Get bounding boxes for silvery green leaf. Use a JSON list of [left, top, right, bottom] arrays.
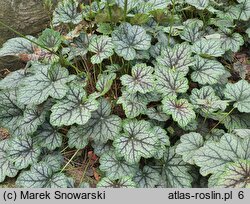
[[135, 0, 171, 13], [97, 176, 137, 188], [232, 129, 250, 139], [146, 106, 170, 122], [62, 32, 90, 60], [18, 106, 47, 135], [190, 56, 226, 85], [89, 36, 114, 64], [99, 151, 139, 180], [105, 64, 121, 73], [224, 80, 250, 113], [16, 162, 68, 187], [67, 98, 122, 148], [116, 0, 139, 12], [176, 132, 204, 165], [156, 43, 194, 75], [0, 70, 26, 89], [96, 72, 116, 95], [38, 29, 61, 52], [194, 133, 250, 176], [152, 126, 170, 159], [113, 119, 158, 164], [0, 89, 24, 135], [91, 142, 113, 157], [162, 97, 196, 128], [227, 1, 250, 21], [222, 113, 250, 131], [220, 32, 244, 52], [18, 63, 72, 105], [0, 140, 18, 182], [205, 129, 225, 142], [192, 38, 225, 57], [0, 36, 36, 57], [96, 23, 113, 35], [190, 86, 228, 114], [185, 0, 209, 10], [246, 28, 250, 38], [67, 125, 89, 149], [155, 67, 189, 97], [117, 91, 147, 118], [42, 153, 64, 172], [180, 21, 202, 43], [52, 0, 82, 26], [133, 166, 160, 188], [50, 84, 99, 126], [8, 135, 41, 170], [35, 122, 63, 151], [160, 146, 193, 187], [120, 63, 154, 94], [112, 23, 151, 60], [215, 160, 250, 188]]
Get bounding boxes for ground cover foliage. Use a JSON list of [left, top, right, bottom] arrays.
[[0, 0, 250, 188]]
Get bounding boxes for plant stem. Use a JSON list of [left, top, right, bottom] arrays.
[[168, 0, 176, 46], [210, 107, 235, 133], [124, 0, 128, 21], [60, 149, 80, 173]]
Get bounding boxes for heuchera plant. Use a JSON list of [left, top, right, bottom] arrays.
[[0, 0, 250, 188]]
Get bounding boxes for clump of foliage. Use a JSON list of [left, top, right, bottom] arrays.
[[0, 0, 250, 188]]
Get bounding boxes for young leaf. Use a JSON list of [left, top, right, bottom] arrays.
[[190, 56, 226, 85], [112, 23, 151, 60], [192, 38, 225, 57], [133, 166, 160, 188], [185, 0, 209, 10], [8, 135, 41, 170], [16, 162, 68, 187], [155, 67, 189, 97], [50, 84, 99, 126], [120, 63, 155, 94], [96, 72, 116, 95], [0, 140, 18, 182], [162, 97, 196, 128], [176, 132, 204, 165], [99, 151, 139, 180], [52, 0, 82, 26], [190, 86, 228, 114], [35, 122, 63, 151], [89, 36, 114, 64], [97, 176, 137, 188], [38, 29, 62, 52], [113, 119, 158, 164], [156, 43, 194, 75], [18, 63, 73, 105], [224, 80, 250, 113]]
